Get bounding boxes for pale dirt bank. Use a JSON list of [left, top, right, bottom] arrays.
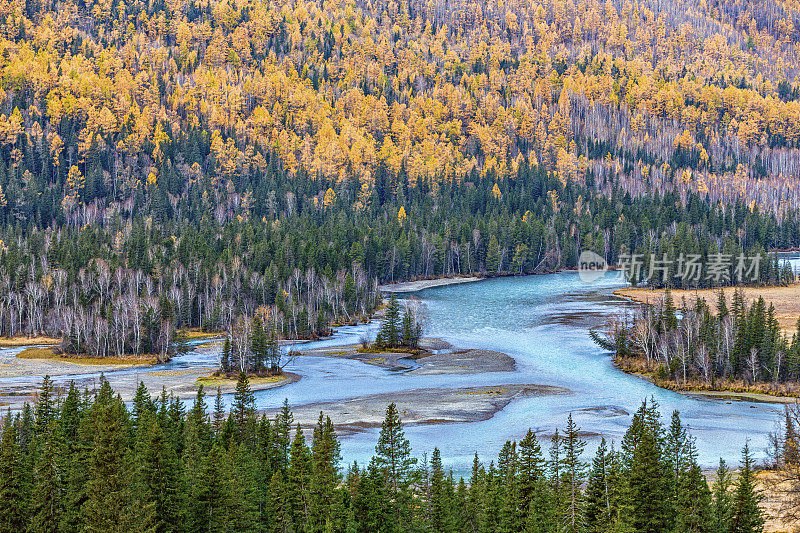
[[682, 389, 800, 405], [0, 347, 152, 378], [378, 276, 483, 293], [0, 342, 297, 409], [263, 383, 569, 434], [297, 340, 515, 374]]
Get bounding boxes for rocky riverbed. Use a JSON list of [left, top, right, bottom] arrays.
[[263, 383, 569, 435]]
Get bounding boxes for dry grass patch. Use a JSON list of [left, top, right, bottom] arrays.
[[616, 285, 800, 331], [0, 336, 61, 347], [196, 373, 286, 387], [179, 329, 220, 340], [16, 347, 157, 365]]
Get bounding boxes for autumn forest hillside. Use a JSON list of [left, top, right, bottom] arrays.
[[0, 0, 799, 354], [9, 0, 800, 214]]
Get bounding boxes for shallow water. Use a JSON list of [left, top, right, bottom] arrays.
[[1, 271, 784, 474], [260, 271, 782, 472]]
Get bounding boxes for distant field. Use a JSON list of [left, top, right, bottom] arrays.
[[616, 285, 800, 330], [0, 336, 61, 347]]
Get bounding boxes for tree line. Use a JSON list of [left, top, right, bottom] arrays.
[[0, 375, 766, 533], [0, 160, 796, 357], [592, 288, 800, 388]]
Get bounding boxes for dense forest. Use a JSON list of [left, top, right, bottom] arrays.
[[0, 375, 768, 532], [591, 288, 800, 389], [0, 0, 797, 354]]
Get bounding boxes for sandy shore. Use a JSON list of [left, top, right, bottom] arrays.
[[298, 339, 515, 374], [0, 347, 153, 378], [615, 285, 800, 330], [681, 389, 800, 405], [0, 342, 297, 409], [263, 383, 569, 433], [378, 276, 483, 293]]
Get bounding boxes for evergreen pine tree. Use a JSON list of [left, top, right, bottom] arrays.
[[193, 444, 232, 532], [29, 420, 64, 533], [82, 395, 152, 532], [212, 387, 225, 434], [585, 438, 611, 533], [221, 336, 231, 373], [428, 447, 454, 532], [265, 471, 293, 533], [287, 424, 312, 530], [623, 400, 673, 532], [267, 326, 281, 372], [377, 294, 401, 348], [274, 399, 294, 472], [232, 372, 256, 442], [34, 375, 56, 435], [374, 402, 416, 527], [561, 413, 587, 532], [401, 307, 420, 348], [250, 315, 267, 372], [730, 442, 764, 533], [310, 413, 343, 532], [711, 459, 733, 533], [0, 413, 28, 531], [134, 411, 184, 533], [675, 456, 713, 533]]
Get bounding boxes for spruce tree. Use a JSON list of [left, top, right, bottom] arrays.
[[131, 381, 153, 434], [675, 458, 713, 533], [730, 442, 764, 533], [267, 326, 281, 371], [377, 294, 401, 348], [401, 308, 420, 348], [29, 420, 64, 533], [349, 461, 393, 533], [250, 315, 267, 372], [717, 288, 729, 320], [287, 424, 312, 530], [221, 336, 231, 373], [561, 413, 587, 532], [585, 438, 611, 533], [232, 372, 256, 442], [428, 447, 454, 532], [374, 402, 416, 526], [193, 444, 232, 532], [226, 443, 260, 532], [310, 413, 343, 532], [34, 375, 56, 435], [265, 471, 292, 533], [274, 399, 294, 472], [134, 411, 184, 533], [467, 454, 487, 533], [518, 429, 547, 511], [0, 413, 28, 531], [212, 387, 225, 434], [623, 400, 673, 532], [82, 396, 151, 532], [711, 459, 733, 533]]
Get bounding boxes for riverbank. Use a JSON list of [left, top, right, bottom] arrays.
[[378, 276, 483, 292], [614, 356, 800, 405], [262, 383, 569, 434], [193, 371, 301, 394], [17, 347, 160, 365], [0, 347, 156, 379]]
